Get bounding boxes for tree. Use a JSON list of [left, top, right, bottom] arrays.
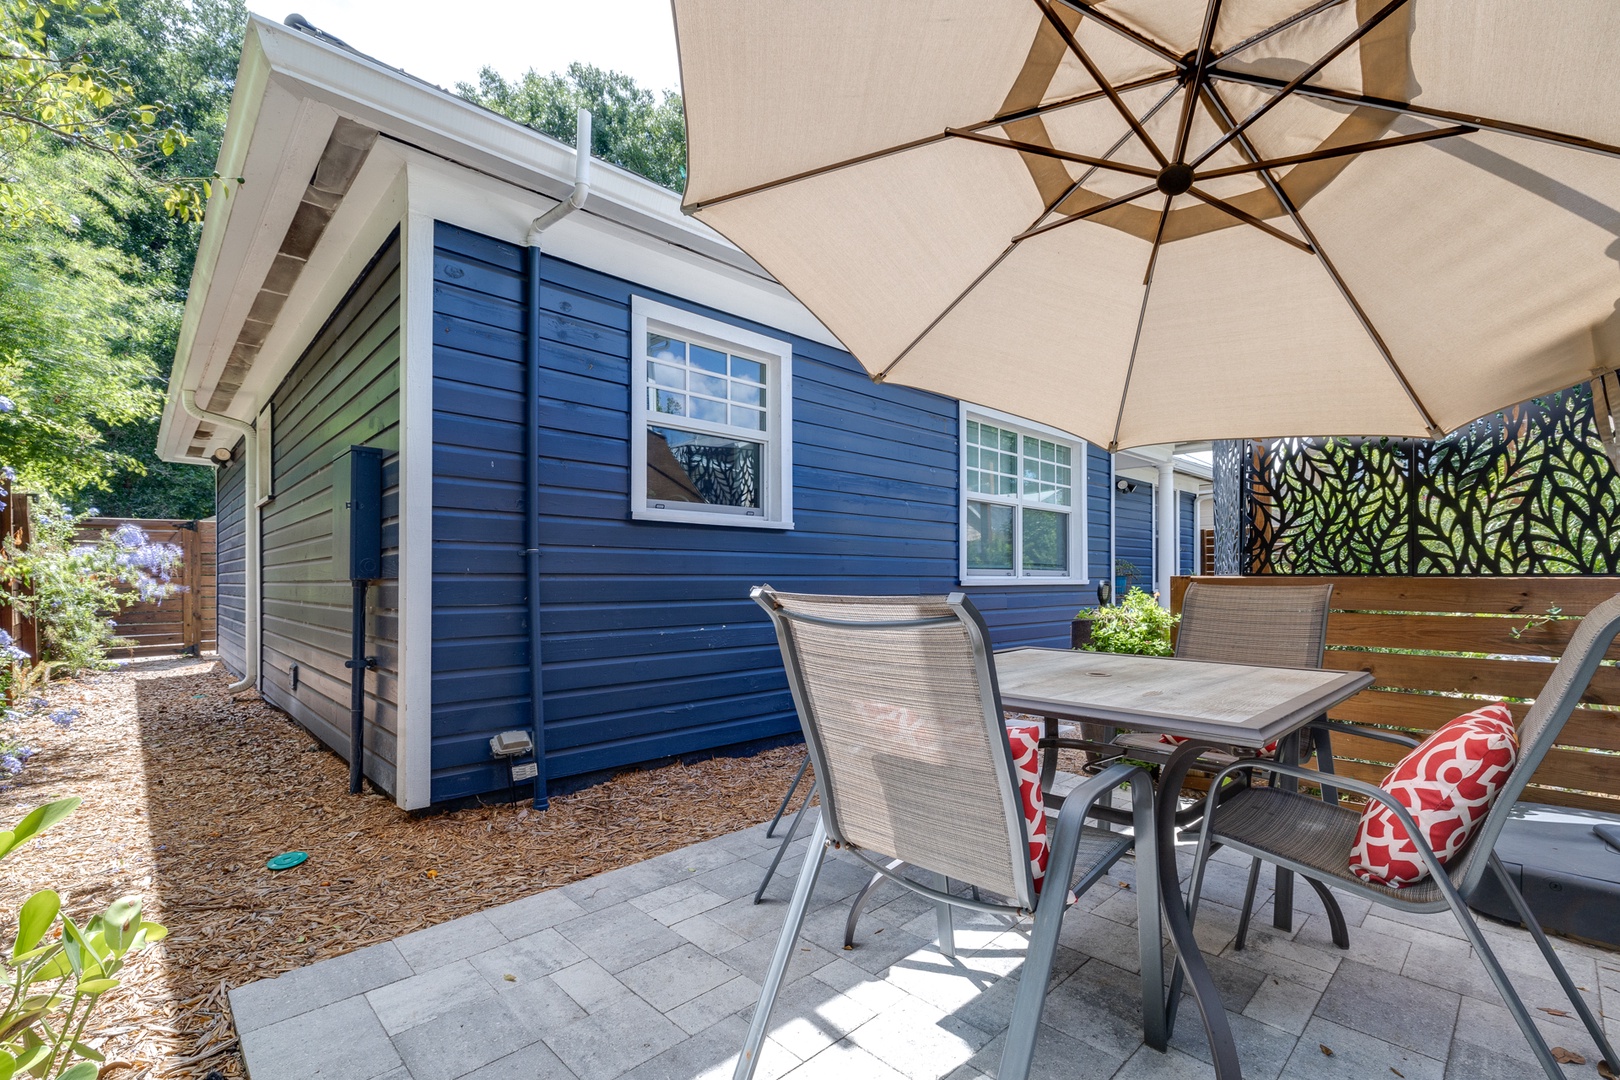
[[457, 62, 686, 191]]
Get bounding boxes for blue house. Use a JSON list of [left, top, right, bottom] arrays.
[[158, 16, 1210, 811]]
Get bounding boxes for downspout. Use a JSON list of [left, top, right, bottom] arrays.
[[180, 390, 258, 693], [521, 108, 591, 809]]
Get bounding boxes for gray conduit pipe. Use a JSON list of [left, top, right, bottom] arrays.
[[180, 390, 259, 694]]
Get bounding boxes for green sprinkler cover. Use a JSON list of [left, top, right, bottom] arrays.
[[266, 851, 309, 871]]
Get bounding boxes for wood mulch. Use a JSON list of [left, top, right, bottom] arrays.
[[0, 658, 810, 1079]]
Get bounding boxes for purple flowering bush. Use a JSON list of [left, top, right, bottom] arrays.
[[0, 496, 185, 673]]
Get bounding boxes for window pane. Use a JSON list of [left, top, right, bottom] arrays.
[[647, 334, 684, 364], [1022, 509, 1068, 572], [691, 372, 727, 398], [652, 390, 686, 416], [729, 382, 764, 406], [649, 361, 685, 389], [730, 355, 766, 383], [690, 344, 727, 375], [730, 406, 765, 430], [966, 501, 1014, 571], [689, 396, 728, 423], [646, 427, 762, 509]]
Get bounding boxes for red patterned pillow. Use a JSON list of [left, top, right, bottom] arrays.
[[1005, 722, 1052, 892], [1349, 703, 1518, 888]]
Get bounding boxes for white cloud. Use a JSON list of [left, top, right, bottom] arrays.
[[269, 0, 681, 93]]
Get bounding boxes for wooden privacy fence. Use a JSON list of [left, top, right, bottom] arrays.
[[71, 518, 217, 658], [0, 495, 35, 660], [1171, 575, 1620, 813]]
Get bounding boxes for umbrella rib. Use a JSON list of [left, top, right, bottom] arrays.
[[875, 84, 1187, 385], [1051, 0, 1187, 70], [1033, 0, 1170, 167], [682, 70, 1180, 213], [1014, 184, 1160, 242], [1208, 68, 1620, 161], [1171, 0, 1225, 164], [1109, 195, 1173, 451], [945, 128, 1160, 179], [1203, 82, 1443, 436], [1198, 125, 1478, 179], [1191, 0, 1412, 170], [1186, 186, 1314, 254], [1214, 0, 1349, 63]]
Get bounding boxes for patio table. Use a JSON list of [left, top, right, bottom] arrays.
[[993, 647, 1373, 1080]]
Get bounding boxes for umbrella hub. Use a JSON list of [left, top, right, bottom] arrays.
[[1155, 162, 1194, 197]]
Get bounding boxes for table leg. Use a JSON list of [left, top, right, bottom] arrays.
[[1271, 731, 1301, 933], [1158, 740, 1242, 1078]]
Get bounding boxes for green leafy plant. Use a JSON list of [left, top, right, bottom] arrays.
[[0, 496, 182, 674], [0, 796, 165, 1079], [1078, 587, 1179, 657]]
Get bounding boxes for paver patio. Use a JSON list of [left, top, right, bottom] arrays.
[[231, 806, 1620, 1080]]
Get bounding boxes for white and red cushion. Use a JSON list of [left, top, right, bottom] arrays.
[[1348, 703, 1518, 888], [1005, 721, 1052, 893]]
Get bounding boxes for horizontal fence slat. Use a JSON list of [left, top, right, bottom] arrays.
[[1177, 575, 1620, 617], [1322, 649, 1620, 706]]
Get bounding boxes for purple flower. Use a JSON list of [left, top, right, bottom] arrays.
[[112, 523, 147, 548], [0, 397, 14, 413], [1, 466, 13, 482], [1, 755, 23, 775], [48, 708, 78, 728]]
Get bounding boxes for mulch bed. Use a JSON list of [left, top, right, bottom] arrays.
[[0, 659, 809, 1079]]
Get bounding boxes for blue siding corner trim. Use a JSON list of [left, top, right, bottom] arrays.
[[429, 221, 1108, 805], [1178, 491, 1196, 576], [1114, 480, 1154, 595], [215, 439, 247, 679]]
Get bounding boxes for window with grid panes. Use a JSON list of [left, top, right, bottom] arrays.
[[630, 297, 794, 528], [961, 409, 1085, 581]]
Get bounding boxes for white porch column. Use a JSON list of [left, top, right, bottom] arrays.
[[1156, 458, 1177, 607]]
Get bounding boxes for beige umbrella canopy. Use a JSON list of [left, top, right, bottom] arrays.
[[673, 0, 1620, 450]]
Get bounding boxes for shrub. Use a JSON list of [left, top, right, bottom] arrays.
[[0, 497, 183, 675], [1079, 587, 1179, 657], [0, 797, 166, 1080]]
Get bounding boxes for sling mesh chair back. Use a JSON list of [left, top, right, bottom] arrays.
[[1182, 593, 1620, 1079], [736, 587, 1163, 1080]]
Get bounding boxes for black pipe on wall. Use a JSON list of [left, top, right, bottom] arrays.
[[524, 243, 549, 809], [346, 580, 368, 794]]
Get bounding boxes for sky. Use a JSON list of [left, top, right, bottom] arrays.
[[276, 0, 682, 93]]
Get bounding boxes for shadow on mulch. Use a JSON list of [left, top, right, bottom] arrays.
[[0, 659, 808, 1079]]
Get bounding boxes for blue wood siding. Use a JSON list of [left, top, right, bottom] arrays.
[[1115, 480, 1154, 593], [1179, 491, 1196, 576], [429, 222, 1110, 804], [215, 437, 247, 678], [261, 235, 401, 797]]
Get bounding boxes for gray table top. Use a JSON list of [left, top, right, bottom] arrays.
[[993, 648, 1374, 748]]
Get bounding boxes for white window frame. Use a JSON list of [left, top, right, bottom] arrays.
[[630, 296, 794, 529], [958, 402, 1089, 586]]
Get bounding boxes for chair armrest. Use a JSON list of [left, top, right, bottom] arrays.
[[1199, 759, 1457, 888], [1313, 720, 1420, 750]]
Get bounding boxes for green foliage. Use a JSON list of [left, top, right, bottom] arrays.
[[457, 62, 686, 190], [1079, 588, 1179, 657], [0, 496, 182, 673], [0, 797, 166, 1080]]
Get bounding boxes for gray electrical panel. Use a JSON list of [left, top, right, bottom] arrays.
[[332, 445, 385, 581]]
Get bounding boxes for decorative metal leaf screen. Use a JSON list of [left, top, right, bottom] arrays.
[[1242, 387, 1620, 575]]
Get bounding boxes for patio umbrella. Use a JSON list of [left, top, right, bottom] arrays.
[[672, 0, 1620, 449]]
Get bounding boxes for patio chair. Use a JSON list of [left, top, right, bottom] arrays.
[[1067, 582, 1345, 947], [1179, 593, 1620, 1080], [738, 587, 1164, 1080]]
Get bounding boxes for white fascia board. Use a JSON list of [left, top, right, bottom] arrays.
[[404, 152, 842, 350], [246, 16, 798, 292]]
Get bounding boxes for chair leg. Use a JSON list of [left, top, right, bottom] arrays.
[[934, 872, 956, 959], [1432, 867, 1568, 1080], [1302, 875, 1351, 949], [765, 754, 811, 839], [1488, 856, 1620, 1071], [734, 816, 829, 1080], [1130, 777, 1167, 1051], [1233, 856, 1263, 952], [754, 781, 816, 904], [844, 860, 902, 949]]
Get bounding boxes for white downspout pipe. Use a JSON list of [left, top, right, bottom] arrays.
[[527, 109, 591, 245], [1156, 456, 1177, 608], [180, 390, 258, 693]]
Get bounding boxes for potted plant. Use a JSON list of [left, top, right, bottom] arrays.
[[1075, 587, 1179, 656], [1114, 558, 1142, 602]]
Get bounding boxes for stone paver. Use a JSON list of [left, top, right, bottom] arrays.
[[231, 812, 1620, 1080]]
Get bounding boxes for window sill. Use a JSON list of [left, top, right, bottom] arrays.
[[959, 577, 1091, 588], [632, 507, 795, 530]]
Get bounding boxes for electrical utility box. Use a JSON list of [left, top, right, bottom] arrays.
[[332, 445, 385, 581]]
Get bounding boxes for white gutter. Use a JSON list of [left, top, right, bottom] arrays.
[[179, 390, 260, 693], [527, 109, 591, 245]]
